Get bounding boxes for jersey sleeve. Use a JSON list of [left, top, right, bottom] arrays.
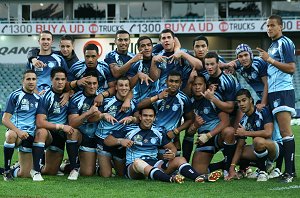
[[127, 62, 139, 77], [281, 40, 296, 63], [152, 44, 164, 54], [261, 107, 273, 125], [104, 53, 116, 65], [102, 62, 115, 83], [257, 58, 268, 77], [4, 93, 17, 114], [68, 98, 79, 115], [36, 96, 49, 116]]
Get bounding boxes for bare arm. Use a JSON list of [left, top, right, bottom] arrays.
[[235, 123, 273, 139], [149, 56, 163, 81], [209, 112, 230, 137]]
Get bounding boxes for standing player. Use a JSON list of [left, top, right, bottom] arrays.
[[104, 106, 222, 183], [225, 89, 283, 182], [2, 70, 40, 181], [257, 15, 296, 182], [26, 30, 68, 94], [30, 67, 78, 181]]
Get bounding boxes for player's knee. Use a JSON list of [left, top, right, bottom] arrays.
[[133, 159, 148, 174], [35, 128, 48, 141], [221, 127, 235, 142], [173, 156, 187, 166], [5, 130, 18, 142], [253, 137, 266, 150]]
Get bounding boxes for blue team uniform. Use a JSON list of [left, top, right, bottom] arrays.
[[236, 57, 268, 99], [68, 60, 115, 93], [26, 53, 68, 92], [111, 124, 170, 165], [153, 90, 193, 131], [127, 58, 159, 102], [5, 88, 40, 137], [104, 50, 135, 76]]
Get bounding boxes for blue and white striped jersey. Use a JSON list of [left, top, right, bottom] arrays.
[[104, 50, 135, 76]]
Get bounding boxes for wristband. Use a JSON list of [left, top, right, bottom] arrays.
[[267, 57, 275, 65], [173, 128, 179, 135], [206, 132, 212, 139], [117, 139, 121, 145], [230, 164, 236, 167]]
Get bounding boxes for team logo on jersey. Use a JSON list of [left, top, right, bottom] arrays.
[[53, 102, 61, 114], [255, 120, 261, 128], [35, 102, 38, 108], [108, 106, 118, 117], [251, 71, 258, 79], [172, 104, 179, 111], [203, 107, 210, 114], [273, 99, 280, 108], [48, 61, 56, 68], [82, 103, 90, 112], [21, 99, 29, 111], [245, 123, 253, 131], [133, 134, 143, 144], [150, 137, 158, 144]]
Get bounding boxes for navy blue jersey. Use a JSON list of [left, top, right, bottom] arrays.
[[104, 50, 135, 76], [37, 88, 68, 124], [153, 90, 193, 131], [68, 91, 97, 138], [236, 57, 268, 99], [267, 36, 295, 93], [111, 124, 170, 165], [4, 88, 40, 136], [127, 58, 159, 103], [26, 53, 68, 92], [95, 96, 137, 139], [68, 60, 114, 93], [191, 94, 222, 133], [207, 72, 240, 102]]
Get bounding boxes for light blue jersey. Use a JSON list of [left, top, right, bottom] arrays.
[[68, 60, 115, 93], [37, 88, 68, 124], [128, 58, 159, 103], [111, 124, 170, 165], [95, 96, 137, 139], [153, 90, 193, 131], [267, 36, 295, 93], [104, 50, 135, 76], [26, 53, 68, 92], [68, 91, 97, 138], [4, 88, 40, 136]]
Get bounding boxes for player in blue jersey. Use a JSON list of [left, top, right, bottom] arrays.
[[26, 30, 68, 94], [104, 106, 222, 183], [28, 34, 79, 69], [138, 70, 194, 154], [2, 70, 40, 181], [104, 30, 143, 78], [94, 76, 138, 177], [127, 36, 158, 103], [30, 67, 77, 181], [256, 15, 296, 183], [225, 89, 283, 182], [150, 29, 202, 91], [67, 71, 102, 179]]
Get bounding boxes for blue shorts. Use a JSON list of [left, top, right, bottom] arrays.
[[80, 135, 97, 153], [18, 135, 34, 153], [95, 136, 125, 161], [268, 90, 296, 117], [48, 130, 66, 154], [195, 134, 221, 154]]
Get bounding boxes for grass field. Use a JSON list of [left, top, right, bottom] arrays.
[[0, 125, 299, 198]]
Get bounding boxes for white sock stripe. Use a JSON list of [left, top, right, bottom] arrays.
[[282, 135, 294, 142], [254, 149, 269, 158], [4, 142, 15, 148], [149, 168, 160, 180], [178, 163, 189, 173]]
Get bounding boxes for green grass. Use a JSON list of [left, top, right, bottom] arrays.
[[0, 125, 299, 198]]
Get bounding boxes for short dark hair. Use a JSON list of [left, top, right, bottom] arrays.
[[139, 105, 156, 116], [268, 15, 283, 26], [116, 76, 130, 84], [83, 70, 99, 79], [193, 35, 209, 47], [167, 70, 182, 79], [60, 35, 74, 44], [50, 67, 67, 78], [159, 29, 175, 40], [39, 30, 53, 40], [236, 89, 253, 104], [137, 36, 152, 48], [194, 73, 207, 84], [115, 30, 130, 38], [205, 51, 219, 63], [84, 44, 99, 54], [22, 70, 36, 80]]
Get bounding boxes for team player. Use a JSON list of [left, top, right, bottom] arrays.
[[94, 76, 137, 177], [257, 15, 296, 182], [28, 34, 79, 69], [104, 106, 222, 183], [2, 70, 40, 181], [138, 70, 194, 153], [105, 30, 142, 78], [225, 89, 283, 182], [68, 71, 101, 178], [26, 30, 68, 94], [30, 67, 77, 181], [127, 36, 158, 103]]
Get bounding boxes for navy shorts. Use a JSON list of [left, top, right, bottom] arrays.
[[195, 134, 221, 154], [18, 135, 34, 153], [268, 90, 296, 116], [95, 136, 126, 160], [80, 135, 97, 153], [48, 130, 66, 153]]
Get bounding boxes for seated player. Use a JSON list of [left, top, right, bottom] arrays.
[[104, 106, 222, 183]]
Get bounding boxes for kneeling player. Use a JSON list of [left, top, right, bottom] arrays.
[[104, 106, 222, 183], [225, 89, 283, 182], [2, 70, 40, 180]]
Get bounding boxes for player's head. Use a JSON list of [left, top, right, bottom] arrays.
[[192, 73, 207, 98], [84, 44, 99, 68], [116, 76, 130, 99], [137, 36, 153, 59], [159, 29, 175, 52], [235, 44, 253, 67], [166, 70, 182, 94], [139, 105, 156, 129], [59, 35, 74, 58], [83, 70, 99, 96], [204, 51, 220, 77], [115, 30, 130, 53], [50, 67, 67, 93], [236, 89, 254, 114], [22, 70, 37, 93], [193, 35, 209, 59], [38, 30, 53, 52], [267, 15, 283, 40]]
